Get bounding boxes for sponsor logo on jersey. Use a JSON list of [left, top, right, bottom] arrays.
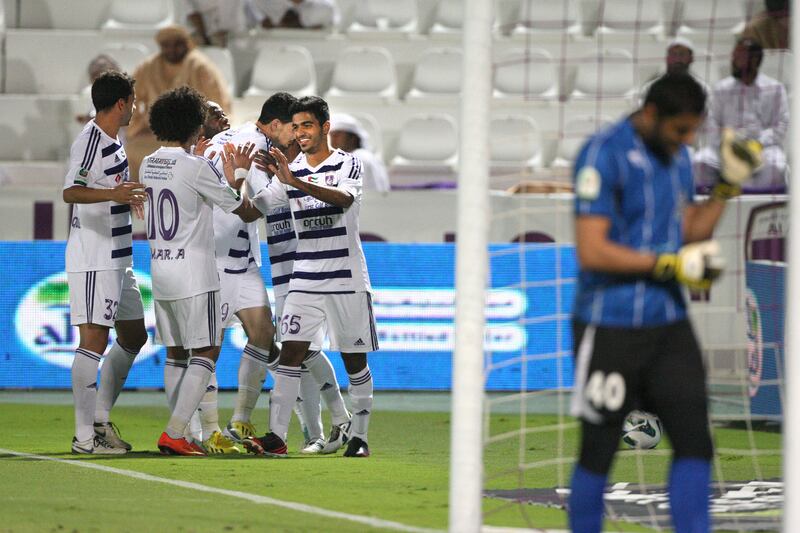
[[14, 270, 161, 369], [303, 216, 334, 228], [79, 168, 89, 177]]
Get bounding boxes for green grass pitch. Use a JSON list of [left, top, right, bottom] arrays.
[[0, 397, 782, 532]]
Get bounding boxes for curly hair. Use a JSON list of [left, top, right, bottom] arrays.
[[149, 86, 207, 143]]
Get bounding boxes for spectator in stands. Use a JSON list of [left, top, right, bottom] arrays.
[[693, 38, 789, 193], [640, 38, 709, 104], [246, 0, 339, 29], [183, 0, 245, 47], [76, 55, 121, 125], [741, 0, 790, 50], [329, 113, 390, 192], [125, 25, 232, 178]]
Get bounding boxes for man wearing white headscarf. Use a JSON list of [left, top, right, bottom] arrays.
[[329, 113, 390, 192]]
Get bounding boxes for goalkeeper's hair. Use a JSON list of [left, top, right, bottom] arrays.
[[290, 96, 330, 127], [149, 86, 207, 143], [643, 72, 707, 118], [91, 71, 135, 113], [258, 92, 298, 124]]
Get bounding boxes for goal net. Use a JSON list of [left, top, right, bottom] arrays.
[[455, 1, 791, 530]]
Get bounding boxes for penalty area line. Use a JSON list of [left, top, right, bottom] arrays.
[[0, 447, 441, 533]]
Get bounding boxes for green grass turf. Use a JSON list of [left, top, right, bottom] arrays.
[[0, 402, 783, 532]]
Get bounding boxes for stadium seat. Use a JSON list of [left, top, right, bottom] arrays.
[[100, 42, 150, 76], [676, 0, 746, 38], [347, 111, 384, 157], [389, 113, 458, 186], [200, 46, 236, 97], [349, 0, 418, 32], [551, 113, 614, 167], [429, 0, 464, 33], [0, 95, 76, 160], [511, 0, 582, 36], [244, 44, 317, 98], [406, 48, 462, 99], [326, 46, 397, 99], [489, 115, 542, 171], [494, 48, 560, 100], [18, 0, 110, 30], [761, 49, 793, 94], [102, 0, 174, 30], [593, 0, 664, 37], [571, 48, 637, 100]]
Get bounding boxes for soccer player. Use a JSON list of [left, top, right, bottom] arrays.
[[63, 71, 148, 455], [139, 86, 262, 456], [568, 73, 761, 533], [245, 96, 377, 458]]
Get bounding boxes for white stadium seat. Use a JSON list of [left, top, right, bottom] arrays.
[[200, 46, 236, 97], [571, 48, 637, 100], [594, 0, 664, 36], [326, 46, 397, 99], [512, 0, 582, 36], [406, 48, 462, 99], [349, 0, 418, 32], [761, 49, 793, 94], [494, 48, 559, 99], [552, 113, 614, 166], [19, 0, 110, 30], [489, 115, 542, 171], [430, 0, 464, 33], [676, 0, 746, 36], [102, 0, 174, 30], [390, 113, 458, 183], [0, 96, 76, 160], [245, 44, 317, 98], [100, 42, 150, 76]]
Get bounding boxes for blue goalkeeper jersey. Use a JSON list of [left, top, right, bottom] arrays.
[[572, 117, 695, 328]]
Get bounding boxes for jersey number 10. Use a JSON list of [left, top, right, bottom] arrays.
[[145, 187, 180, 241]]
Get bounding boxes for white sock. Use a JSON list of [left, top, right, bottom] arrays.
[[166, 356, 214, 439], [348, 366, 373, 443], [305, 351, 350, 426], [95, 341, 138, 424], [232, 344, 269, 423], [164, 358, 187, 412], [187, 411, 202, 442], [269, 365, 302, 441], [299, 368, 324, 441], [72, 348, 102, 442], [198, 371, 220, 440]]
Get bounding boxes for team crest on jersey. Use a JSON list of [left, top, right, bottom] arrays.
[[325, 174, 336, 186], [576, 166, 601, 200]]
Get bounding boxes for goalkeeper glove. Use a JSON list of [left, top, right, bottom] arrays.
[[712, 128, 763, 200], [652, 240, 725, 290]]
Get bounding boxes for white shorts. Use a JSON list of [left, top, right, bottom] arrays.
[[219, 265, 269, 328], [275, 292, 325, 350], [280, 291, 378, 353], [68, 268, 144, 327], [154, 291, 222, 349]]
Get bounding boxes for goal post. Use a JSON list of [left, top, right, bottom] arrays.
[[448, 0, 493, 531]]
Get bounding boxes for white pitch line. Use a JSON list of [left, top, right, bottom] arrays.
[[0, 448, 441, 533]]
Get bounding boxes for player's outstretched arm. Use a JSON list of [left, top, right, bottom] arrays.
[[63, 182, 146, 206], [267, 146, 354, 208]]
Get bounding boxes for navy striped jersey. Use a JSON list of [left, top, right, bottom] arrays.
[[63, 120, 133, 272], [140, 147, 243, 300], [205, 122, 267, 274], [573, 117, 694, 327], [251, 148, 372, 294]]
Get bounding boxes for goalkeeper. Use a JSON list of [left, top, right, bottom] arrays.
[[568, 73, 761, 533]]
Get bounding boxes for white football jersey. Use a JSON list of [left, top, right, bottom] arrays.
[[140, 147, 243, 300], [251, 148, 372, 294], [63, 120, 133, 272], [205, 122, 269, 273]]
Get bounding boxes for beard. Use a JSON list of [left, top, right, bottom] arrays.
[[642, 131, 673, 165]]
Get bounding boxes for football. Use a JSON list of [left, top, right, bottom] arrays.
[[621, 410, 663, 449]]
